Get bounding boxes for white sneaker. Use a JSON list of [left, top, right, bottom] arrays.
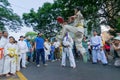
[[71, 66, 76, 69], [51, 60, 55, 62], [23, 66, 27, 68], [37, 64, 40, 67], [43, 64, 48, 66]]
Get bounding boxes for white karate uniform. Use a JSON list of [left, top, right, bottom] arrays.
[[90, 35, 108, 64], [53, 41, 60, 49], [3, 43, 18, 74], [16, 43, 21, 71], [0, 37, 8, 74], [44, 42, 51, 60], [18, 40, 28, 68], [57, 11, 86, 55], [61, 33, 76, 68]]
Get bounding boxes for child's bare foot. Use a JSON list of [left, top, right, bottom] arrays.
[[11, 73, 16, 76], [0, 74, 2, 77], [6, 74, 10, 77], [16, 70, 20, 72]]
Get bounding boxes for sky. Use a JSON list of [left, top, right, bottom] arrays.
[[7, 0, 54, 40], [8, 0, 54, 17]]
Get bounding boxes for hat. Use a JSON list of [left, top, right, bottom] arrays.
[[114, 36, 120, 41]]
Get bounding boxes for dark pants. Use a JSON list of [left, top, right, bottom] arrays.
[[36, 48, 45, 65], [27, 52, 32, 62], [50, 51, 54, 60], [33, 49, 36, 62], [54, 47, 60, 60], [114, 50, 119, 59]]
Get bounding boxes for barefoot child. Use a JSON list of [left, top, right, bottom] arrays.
[[3, 36, 18, 77]]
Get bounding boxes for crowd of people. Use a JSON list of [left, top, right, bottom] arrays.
[[0, 30, 120, 78], [82, 31, 120, 67], [0, 6, 120, 78], [0, 31, 67, 77], [0, 31, 30, 77]]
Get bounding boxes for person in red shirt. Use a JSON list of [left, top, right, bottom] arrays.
[[104, 41, 110, 60]]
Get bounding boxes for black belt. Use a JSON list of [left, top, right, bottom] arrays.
[[63, 46, 69, 48]]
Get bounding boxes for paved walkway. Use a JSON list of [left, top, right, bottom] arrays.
[[1, 59, 120, 80], [20, 60, 120, 80]]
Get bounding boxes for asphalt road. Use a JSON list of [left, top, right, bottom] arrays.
[[21, 60, 120, 80]]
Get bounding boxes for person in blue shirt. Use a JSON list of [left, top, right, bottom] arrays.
[[34, 33, 47, 67], [50, 42, 55, 62], [24, 37, 32, 62]]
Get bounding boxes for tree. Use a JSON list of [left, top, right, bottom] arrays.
[[25, 31, 37, 41], [23, 2, 62, 38], [23, 0, 120, 36], [53, 0, 120, 34], [0, 0, 22, 31]]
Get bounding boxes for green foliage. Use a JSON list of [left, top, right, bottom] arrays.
[[0, 0, 22, 31], [116, 17, 120, 32], [23, 2, 62, 38], [25, 32, 37, 37], [25, 32, 37, 41], [23, 0, 120, 36], [25, 31, 47, 41]]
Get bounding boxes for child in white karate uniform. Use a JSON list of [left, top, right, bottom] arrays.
[[18, 36, 28, 69], [3, 36, 18, 77]]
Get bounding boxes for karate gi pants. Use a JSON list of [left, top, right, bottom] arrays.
[[18, 53, 26, 68], [16, 55, 21, 71], [100, 50, 108, 64], [21, 53, 26, 67], [0, 58, 4, 74], [61, 47, 76, 67], [3, 56, 16, 74], [92, 49, 108, 64]]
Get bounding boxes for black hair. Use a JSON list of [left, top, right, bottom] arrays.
[[9, 36, 14, 39], [38, 33, 40, 35], [93, 30, 97, 33], [20, 36, 24, 38], [37, 32, 43, 37], [9, 36, 15, 42], [2, 31, 7, 34], [74, 6, 82, 11], [14, 40, 17, 43]]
